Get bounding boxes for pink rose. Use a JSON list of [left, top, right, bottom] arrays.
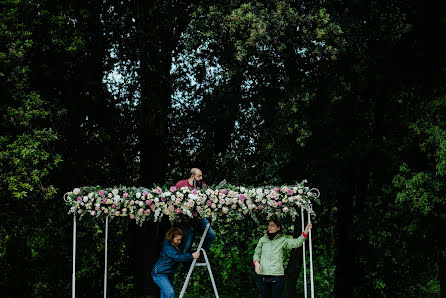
[[274, 187, 280, 193], [112, 204, 116, 209], [257, 205, 263, 210], [95, 206, 100, 211], [221, 189, 227, 194], [123, 192, 129, 198], [98, 190, 105, 197], [145, 209, 151, 215], [77, 196, 82, 202], [170, 186, 177, 192], [156, 188, 162, 194], [102, 198, 107, 204], [175, 208, 181, 214], [196, 206, 201, 211], [281, 187, 288, 193], [168, 205, 174, 211], [130, 214, 135, 219], [137, 208, 144, 215], [115, 211, 121, 216], [219, 199, 225, 205], [239, 194, 246, 201], [161, 197, 166, 202], [143, 191, 149, 197], [278, 201, 283, 206], [191, 189, 197, 195], [206, 200, 212, 206], [287, 189, 293, 195], [145, 200, 151, 205]]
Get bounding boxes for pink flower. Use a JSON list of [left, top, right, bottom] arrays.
[[129, 200, 134, 205], [196, 206, 201, 211], [298, 189, 303, 194], [296, 195, 302, 201], [175, 208, 181, 214], [143, 191, 149, 197], [221, 189, 227, 194], [287, 189, 293, 195], [206, 200, 212, 206], [191, 189, 197, 195], [77, 196, 82, 202], [239, 194, 246, 201], [274, 187, 280, 193], [145, 209, 151, 215], [278, 201, 283, 206], [281, 187, 288, 193], [137, 208, 144, 215], [112, 204, 116, 209], [193, 212, 198, 217], [257, 205, 263, 210], [95, 206, 100, 211], [219, 198, 225, 205], [115, 211, 121, 216], [161, 197, 166, 202], [123, 192, 129, 198], [145, 200, 151, 205], [102, 198, 107, 204], [168, 205, 174, 212], [170, 186, 177, 192], [130, 214, 135, 219], [283, 207, 289, 213], [98, 190, 105, 197], [156, 188, 162, 194]]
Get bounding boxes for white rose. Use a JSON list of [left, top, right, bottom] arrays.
[[256, 188, 263, 195], [73, 188, 81, 195], [108, 193, 112, 198], [83, 196, 88, 203], [240, 187, 246, 193], [154, 198, 159, 203], [112, 189, 119, 195], [138, 201, 144, 207], [136, 192, 141, 199]]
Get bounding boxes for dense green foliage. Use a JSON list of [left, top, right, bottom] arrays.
[[1, 0, 445, 297]]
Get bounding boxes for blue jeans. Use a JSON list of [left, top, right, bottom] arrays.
[[180, 219, 216, 273], [152, 273, 175, 298]]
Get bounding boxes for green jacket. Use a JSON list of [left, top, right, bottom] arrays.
[[253, 233, 307, 276]]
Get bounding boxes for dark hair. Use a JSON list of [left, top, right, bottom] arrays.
[[165, 227, 183, 243], [268, 218, 284, 234]]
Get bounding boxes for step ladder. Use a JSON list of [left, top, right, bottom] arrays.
[[179, 223, 219, 298]]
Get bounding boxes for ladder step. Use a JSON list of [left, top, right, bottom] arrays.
[[195, 262, 208, 266]]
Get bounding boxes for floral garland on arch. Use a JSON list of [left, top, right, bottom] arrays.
[[64, 181, 320, 226]]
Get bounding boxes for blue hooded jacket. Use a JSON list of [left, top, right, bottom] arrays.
[[152, 239, 193, 276]]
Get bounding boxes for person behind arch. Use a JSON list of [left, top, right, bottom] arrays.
[[151, 227, 200, 298], [253, 218, 312, 298], [175, 168, 216, 276]]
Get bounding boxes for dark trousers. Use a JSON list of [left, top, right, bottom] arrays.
[[258, 275, 285, 298]]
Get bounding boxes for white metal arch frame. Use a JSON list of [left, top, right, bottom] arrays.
[[65, 187, 320, 298]]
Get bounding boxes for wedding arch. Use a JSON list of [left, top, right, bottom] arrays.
[[64, 180, 320, 297]]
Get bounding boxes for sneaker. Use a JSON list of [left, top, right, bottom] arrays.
[[196, 255, 206, 264]]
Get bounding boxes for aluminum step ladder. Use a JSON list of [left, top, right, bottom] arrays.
[[179, 223, 219, 298]]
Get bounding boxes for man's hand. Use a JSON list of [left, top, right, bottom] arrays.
[[192, 251, 200, 259], [255, 262, 262, 274], [304, 223, 312, 235]]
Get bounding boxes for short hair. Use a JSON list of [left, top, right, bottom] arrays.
[[190, 168, 201, 176], [165, 227, 183, 243]]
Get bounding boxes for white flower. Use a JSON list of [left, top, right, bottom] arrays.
[[171, 196, 176, 201], [112, 189, 119, 195], [108, 193, 112, 198], [73, 188, 81, 195], [188, 194, 197, 200], [88, 192, 94, 198], [206, 189, 212, 195], [138, 201, 144, 207], [240, 187, 246, 193], [136, 192, 141, 199], [298, 189, 303, 194], [307, 192, 312, 197], [83, 196, 88, 203], [114, 195, 120, 201], [256, 188, 263, 195], [154, 198, 159, 203], [90, 211, 96, 216], [162, 192, 171, 197]]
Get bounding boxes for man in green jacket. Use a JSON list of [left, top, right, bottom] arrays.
[[253, 218, 312, 298]]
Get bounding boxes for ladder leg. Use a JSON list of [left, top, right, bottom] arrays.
[[179, 258, 197, 298], [203, 249, 219, 298]]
